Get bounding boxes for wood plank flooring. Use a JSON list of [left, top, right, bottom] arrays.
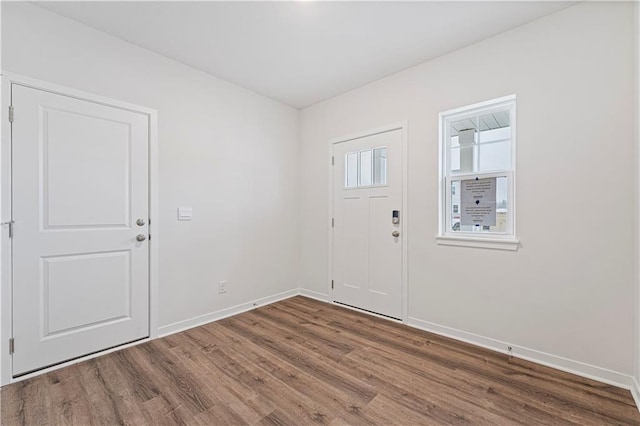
[[1, 296, 639, 425]]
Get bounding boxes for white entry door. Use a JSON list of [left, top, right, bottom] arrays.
[[11, 84, 150, 376], [332, 128, 403, 319]]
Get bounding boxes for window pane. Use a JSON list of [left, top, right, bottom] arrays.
[[459, 146, 474, 173], [450, 147, 460, 171], [479, 110, 510, 137], [450, 181, 461, 231], [479, 126, 510, 143], [359, 150, 372, 186], [373, 148, 387, 185], [345, 152, 358, 188], [454, 128, 475, 173], [450, 176, 508, 233], [450, 119, 476, 143], [479, 141, 510, 172], [450, 135, 459, 148]]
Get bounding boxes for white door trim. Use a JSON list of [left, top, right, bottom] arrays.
[[0, 71, 159, 385], [327, 121, 408, 322]]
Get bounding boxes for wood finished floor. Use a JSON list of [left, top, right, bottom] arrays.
[[1, 296, 639, 425]]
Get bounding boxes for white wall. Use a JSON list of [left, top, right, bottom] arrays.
[[300, 2, 636, 379], [1, 2, 300, 330], [2, 0, 638, 392], [635, 0, 640, 400]]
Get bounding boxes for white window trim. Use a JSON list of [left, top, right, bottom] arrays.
[[437, 95, 519, 251]]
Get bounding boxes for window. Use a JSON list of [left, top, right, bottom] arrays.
[[437, 95, 518, 250], [345, 147, 387, 188]]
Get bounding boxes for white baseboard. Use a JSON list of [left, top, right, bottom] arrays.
[[298, 288, 331, 303], [157, 289, 299, 337], [631, 377, 640, 413], [11, 284, 639, 415], [408, 316, 635, 393]]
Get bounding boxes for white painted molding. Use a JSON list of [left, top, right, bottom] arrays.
[[299, 289, 331, 303], [408, 316, 636, 392], [5, 283, 640, 416], [632, 377, 640, 413], [157, 289, 299, 337], [436, 235, 520, 251]]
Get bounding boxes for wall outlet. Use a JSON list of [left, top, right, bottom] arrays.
[[218, 281, 227, 294]]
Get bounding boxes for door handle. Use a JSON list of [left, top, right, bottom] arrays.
[[392, 231, 400, 238], [136, 218, 146, 226], [136, 234, 147, 242]]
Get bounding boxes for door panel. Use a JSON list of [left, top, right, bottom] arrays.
[[42, 251, 132, 336], [332, 129, 403, 319], [342, 197, 368, 290], [12, 84, 150, 376], [44, 107, 132, 228]]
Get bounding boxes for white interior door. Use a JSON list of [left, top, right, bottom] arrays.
[[11, 84, 150, 376], [332, 129, 403, 319]]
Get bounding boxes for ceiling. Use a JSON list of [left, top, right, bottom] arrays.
[[35, 1, 576, 109]]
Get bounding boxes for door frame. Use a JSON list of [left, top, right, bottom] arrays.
[[0, 72, 159, 385], [328, 121, 408, 323]]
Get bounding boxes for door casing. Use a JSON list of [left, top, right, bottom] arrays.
[[328, 122, 408, 323], [0, 72, 159, 386]]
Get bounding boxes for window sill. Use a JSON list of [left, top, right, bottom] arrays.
[[436, 235, 519, 251]]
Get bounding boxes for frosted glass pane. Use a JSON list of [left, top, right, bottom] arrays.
[[479, 142, 510, 172], [345, 152, 358, 188], [359, 150, 372, 186], [373, 148, 387, 185]]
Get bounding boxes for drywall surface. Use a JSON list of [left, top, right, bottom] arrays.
[[635, 0, 640, 393], [2, 2, 300, 329], [300, 2, 635, 376]]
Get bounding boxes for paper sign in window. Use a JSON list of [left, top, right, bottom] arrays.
[[461, 178, 496, 226]]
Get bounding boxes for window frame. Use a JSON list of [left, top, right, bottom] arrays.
[[437, 95, 519, 250]]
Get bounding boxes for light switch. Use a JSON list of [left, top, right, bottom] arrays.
[[178, 207, 192, 221]]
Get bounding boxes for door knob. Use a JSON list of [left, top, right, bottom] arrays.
[[392, 231, 400, 238], [136, 234, 147, 242], [136, 218, 146, 226]]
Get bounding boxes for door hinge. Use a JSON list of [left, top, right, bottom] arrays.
[[8, 105, 14, 123], [331, 218, 334, 228], [2, 221, 14, 238], [9, 338, 14, 354], [331, 156, 334, 166], [331, 280, 334, 290]]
